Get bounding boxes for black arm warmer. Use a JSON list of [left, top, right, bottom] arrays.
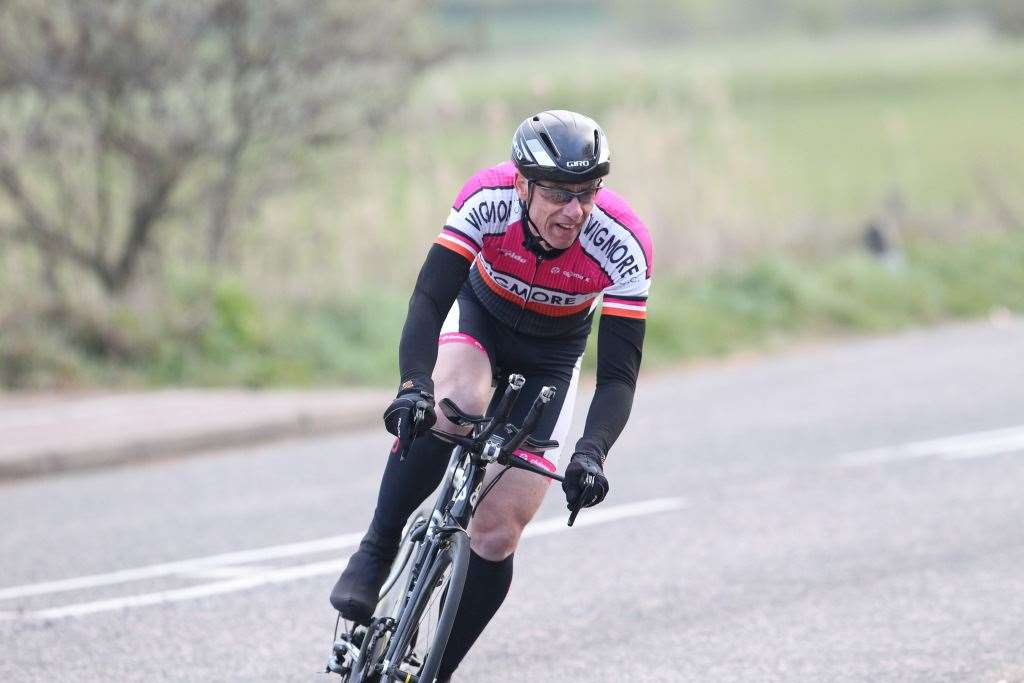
[[574, 314, 646, 461], [398, 244, 471, 393]]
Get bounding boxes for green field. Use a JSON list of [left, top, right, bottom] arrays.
[[3, 26, 1024, 389], [274, 25, 1024, 293], [8, 222, 1021, 390]]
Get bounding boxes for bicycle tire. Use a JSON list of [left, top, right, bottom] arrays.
[[346, 507, 430, 683], [389, 530, 471, 683], [377, 507, 430, 617]]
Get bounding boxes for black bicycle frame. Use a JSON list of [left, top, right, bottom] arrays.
[[362, 376, 578, 680], [376, 441, 486, 677]]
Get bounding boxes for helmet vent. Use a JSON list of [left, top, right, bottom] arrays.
[[512, 110, 610, 181], [539, 131, 559, 158]]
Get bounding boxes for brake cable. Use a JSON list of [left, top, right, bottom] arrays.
[[475, 464, 513, 509]]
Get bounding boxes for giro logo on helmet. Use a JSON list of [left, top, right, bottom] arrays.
[[511, 110, 611, 184]]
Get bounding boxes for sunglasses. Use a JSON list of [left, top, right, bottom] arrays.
[[532, 181, 602, 205]]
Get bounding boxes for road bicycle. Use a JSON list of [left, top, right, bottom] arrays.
[[325, 373, 589, 682]]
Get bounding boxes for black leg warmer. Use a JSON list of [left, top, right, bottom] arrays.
[[436, 550, 515, 680], [368, 432, 452, 543]]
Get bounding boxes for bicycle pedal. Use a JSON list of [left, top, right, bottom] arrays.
[[324, 655, 349, 676], [326, 626, 364, 676]]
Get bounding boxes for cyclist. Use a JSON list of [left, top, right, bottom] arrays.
[[330, 109, 652, 680]]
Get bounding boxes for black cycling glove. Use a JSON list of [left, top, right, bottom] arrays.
[[383, 383, 436, 452], [562, 451, 609, 510]]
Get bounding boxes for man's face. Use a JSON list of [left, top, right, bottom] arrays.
[[515, 174, 602, 251]]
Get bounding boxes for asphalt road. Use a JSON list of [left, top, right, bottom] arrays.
[[3, 319, 1024, 682]]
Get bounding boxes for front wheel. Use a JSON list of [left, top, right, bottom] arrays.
[[388, 531, 471, 683], [342, 507, 430, 682]]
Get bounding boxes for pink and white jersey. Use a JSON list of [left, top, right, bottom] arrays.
[[435, 161, 653, 338]]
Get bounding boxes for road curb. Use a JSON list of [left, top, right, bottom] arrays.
[[0, 408, 381, 482]]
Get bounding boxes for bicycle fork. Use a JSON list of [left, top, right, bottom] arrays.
[[381, 528, 466, 681]]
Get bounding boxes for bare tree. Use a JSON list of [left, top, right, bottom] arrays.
[[0, 0, 439, 296]]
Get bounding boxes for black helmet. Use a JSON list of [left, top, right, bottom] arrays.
[[511, 110, 610, 184]]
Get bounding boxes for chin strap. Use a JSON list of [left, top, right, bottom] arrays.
[[520, 184, 569, 260]]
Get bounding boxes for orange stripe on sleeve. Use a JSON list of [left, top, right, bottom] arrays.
[[601, 306, 646, 320], [435, 237, 476, 263]]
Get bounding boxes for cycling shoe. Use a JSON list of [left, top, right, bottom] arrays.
[[330, 531, 398, 625]]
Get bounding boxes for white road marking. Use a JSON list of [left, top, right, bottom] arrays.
[[0, 532, 364, 601], [837, 425, 1024, 466], [522, 496, 688, 536], [178, 566, 268, 580], [3, 557, 352, 621], [0, 497, 687, 621]]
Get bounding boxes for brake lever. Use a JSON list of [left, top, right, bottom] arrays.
[[567, 481, 592, 527], [494, 374, 526, 421], [397, 401, 430, 461], [501, 385, 556, 456], [476, 374, 526, 444]]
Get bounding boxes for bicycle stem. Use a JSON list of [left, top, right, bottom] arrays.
[[499, 385, 555, 456], [474, 373, 526, 445]]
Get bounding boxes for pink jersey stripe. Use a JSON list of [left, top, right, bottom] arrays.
[[513, 449, 556, 473], [452, 161, 518, 211], [438, 332, 487, 355]]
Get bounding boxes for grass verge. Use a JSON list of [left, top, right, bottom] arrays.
[[644, 229, 1024, 367], [3, 229, 1021, 390]]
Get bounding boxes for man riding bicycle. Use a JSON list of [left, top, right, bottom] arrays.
[[330, 109, 653, 680]]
